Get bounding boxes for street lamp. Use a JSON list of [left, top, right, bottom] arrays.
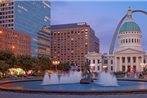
[[52, 60, 60, 71]]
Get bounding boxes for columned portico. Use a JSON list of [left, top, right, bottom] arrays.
[[85, 8, 147, 73]]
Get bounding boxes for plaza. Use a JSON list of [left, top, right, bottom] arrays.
[[0, 1, 147, 98]]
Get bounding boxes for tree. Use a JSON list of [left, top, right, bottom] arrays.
[[31, 56, 51, 73], [58, 62, 70, 71], [0, 60, 10, 77], [0, 50, 15, 68], [15, 55, 33, 72]]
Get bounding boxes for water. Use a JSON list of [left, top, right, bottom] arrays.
[[97, 71, 118, 86], [42, 71, 82, 85], [42, 71, 118, 86], [42, 71, 50, 85]]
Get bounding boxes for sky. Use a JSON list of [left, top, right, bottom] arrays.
[[51, 0, 147, 53]]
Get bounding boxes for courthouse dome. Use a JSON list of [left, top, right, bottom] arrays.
[[119, 21, 141, 33]]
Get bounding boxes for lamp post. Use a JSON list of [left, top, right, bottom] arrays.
[[52, 60, 60, 71]]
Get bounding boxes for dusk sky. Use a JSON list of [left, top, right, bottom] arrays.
[[51, 1, 147, 53]]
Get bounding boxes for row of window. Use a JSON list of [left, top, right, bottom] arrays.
[[52, 30, 88, 36], [122, 65, 136, 72], [0, 19, 14, 23], [0, 2, 14, 7], [92, 66, 113, 71], [89, 59, 101, 64], [120, 38, 140, 44], [0, 15, 14, 19], [120, 31, 140, 34], [0, 6, 14, 11], [121, 57, 146, 63], [0, 11, 14, 15], [0, 24, 13, 27]]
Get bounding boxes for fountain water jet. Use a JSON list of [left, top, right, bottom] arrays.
[[42, 71, 82, 85], [42, 71, 50, 85], [97, 71, 118, 86]]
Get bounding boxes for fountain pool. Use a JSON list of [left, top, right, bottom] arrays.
[[1, 71, 147, 94]]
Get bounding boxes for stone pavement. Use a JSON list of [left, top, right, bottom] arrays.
[[1, 91, 147, 98]]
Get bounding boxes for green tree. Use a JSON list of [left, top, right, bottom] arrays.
[[32, 56, 51, 73], [0, 60, 10, 77], [58, 63, 70, 71], [15, 55, 32, 72], [0, 50, 15, 68]]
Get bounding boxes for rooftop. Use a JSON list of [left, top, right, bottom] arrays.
[[51, 22, 90, 29]]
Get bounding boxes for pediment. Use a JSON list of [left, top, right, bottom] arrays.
[[85, 52, 102, 58], [114, 48, 145, 55]]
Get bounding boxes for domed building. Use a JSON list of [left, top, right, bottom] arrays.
[[85, 8, 147, 73]]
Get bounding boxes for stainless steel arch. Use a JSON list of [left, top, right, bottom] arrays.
[[109, 10, 147, 54]]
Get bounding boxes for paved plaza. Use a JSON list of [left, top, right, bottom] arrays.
[[1, 91, 147, 98]]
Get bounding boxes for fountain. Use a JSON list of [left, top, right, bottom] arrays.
[[134, 73, 138, 79], [42, 71, 82, 85], [42, 71, 50, 85], [2, 70, 147, 94], [97, 71, 118, 86], [124, 73, 128, 78], [80, 60, 93, 84]]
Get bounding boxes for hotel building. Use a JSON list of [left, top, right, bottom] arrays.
[[0, 26, 31, 56], [0, 0, 51, 56], [51, 22, 99, 69]]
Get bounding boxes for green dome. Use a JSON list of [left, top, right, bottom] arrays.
[[119, 21, 141, 33]]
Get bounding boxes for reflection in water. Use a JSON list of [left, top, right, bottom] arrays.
[[138, 82, 146, 89], [0, 84, 24, 89]]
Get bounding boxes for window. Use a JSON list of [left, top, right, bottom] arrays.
[[111, 60, 113, 64], [133, 57, 136, 63], [122, 57, 125, 63], [97, 66, 100, 70], [126, 39, 127, 43], [144, 59, 146, 63], [111, 66, 113, 71], [122, 66, 125, 72], [93, 60, 95, 64], [133, 65, 136, 72], [97, 59, 100, 64], [104, 60, 108, 64], [127, 57, 130, 63]]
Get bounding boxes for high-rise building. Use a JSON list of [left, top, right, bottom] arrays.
[[37, 26, 51, 57], [0, 26, 31, 56], [0, 0, 51, 56], [51, 22, 99, 69]]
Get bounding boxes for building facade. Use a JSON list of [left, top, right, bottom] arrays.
[[0, 26, 31, 56], [51, 22, 99, 69], [85, 8, 147, 73], [37, 26, 51, 57], [0, 0, 51, 56]]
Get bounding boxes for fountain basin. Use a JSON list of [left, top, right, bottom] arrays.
[[1, 79, 147, 94], [80, 78, 93, 84]]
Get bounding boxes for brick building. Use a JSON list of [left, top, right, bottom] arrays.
[[51, 22, 99, 69], [0, 26, 31, 56]]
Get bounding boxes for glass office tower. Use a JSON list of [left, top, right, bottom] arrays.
[[0, 0, 51, 56]]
